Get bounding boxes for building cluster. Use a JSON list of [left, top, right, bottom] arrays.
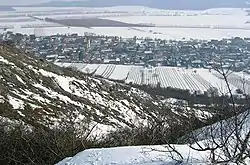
[[1, 31, 250, 71]]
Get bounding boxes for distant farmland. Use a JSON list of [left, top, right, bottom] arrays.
[[44, 17, 154, 27]]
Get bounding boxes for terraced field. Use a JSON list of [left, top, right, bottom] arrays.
[[56, 62, 249, 95]]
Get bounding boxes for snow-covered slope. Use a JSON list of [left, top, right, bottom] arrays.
[[0, 45, 149, 134], [57, 109, 250, 165], [0, 44, 207, 136]]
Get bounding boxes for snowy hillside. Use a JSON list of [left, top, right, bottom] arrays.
[[0, 44, 214, 137], [0, 44, 154, 135], [57, 109, 250, 165]]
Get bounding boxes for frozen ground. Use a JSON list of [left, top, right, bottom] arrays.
[[1, 7, 250, 40]]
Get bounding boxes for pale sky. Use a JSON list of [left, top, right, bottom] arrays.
[[0, 0, 82, 5], [0, 0, 48, 5]]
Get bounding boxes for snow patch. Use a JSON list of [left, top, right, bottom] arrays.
[[56, 145, 209, 165], [8, 95, 24, 109], [194, 109, 213, 120], [33, 83, 82, 106], [0, 56, 15, 66], [0, 56, 9, 64], [28, 103, 42, 109], [21, 89, 51, 103], [39, 69, 56, 77], [38, 69, 87, 97], [0, 95, 5, 103], [16, 75, 25, 84], [17, 110, 25, 117]]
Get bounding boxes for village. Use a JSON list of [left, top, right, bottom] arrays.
[[1, 31, 250, 72]]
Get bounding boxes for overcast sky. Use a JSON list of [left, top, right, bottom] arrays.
[[0, 0, 46, 5], [0, 0, 84, 5]]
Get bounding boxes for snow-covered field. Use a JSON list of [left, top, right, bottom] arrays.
[[4, 26, 250, 40], [108, 65, 131, 80], [1, 7, 250, 39], [56, 63, 246, 95], [81, 63, 100, 73]]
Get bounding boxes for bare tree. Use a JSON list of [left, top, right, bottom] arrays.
[[187, 62, 250, 164]]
